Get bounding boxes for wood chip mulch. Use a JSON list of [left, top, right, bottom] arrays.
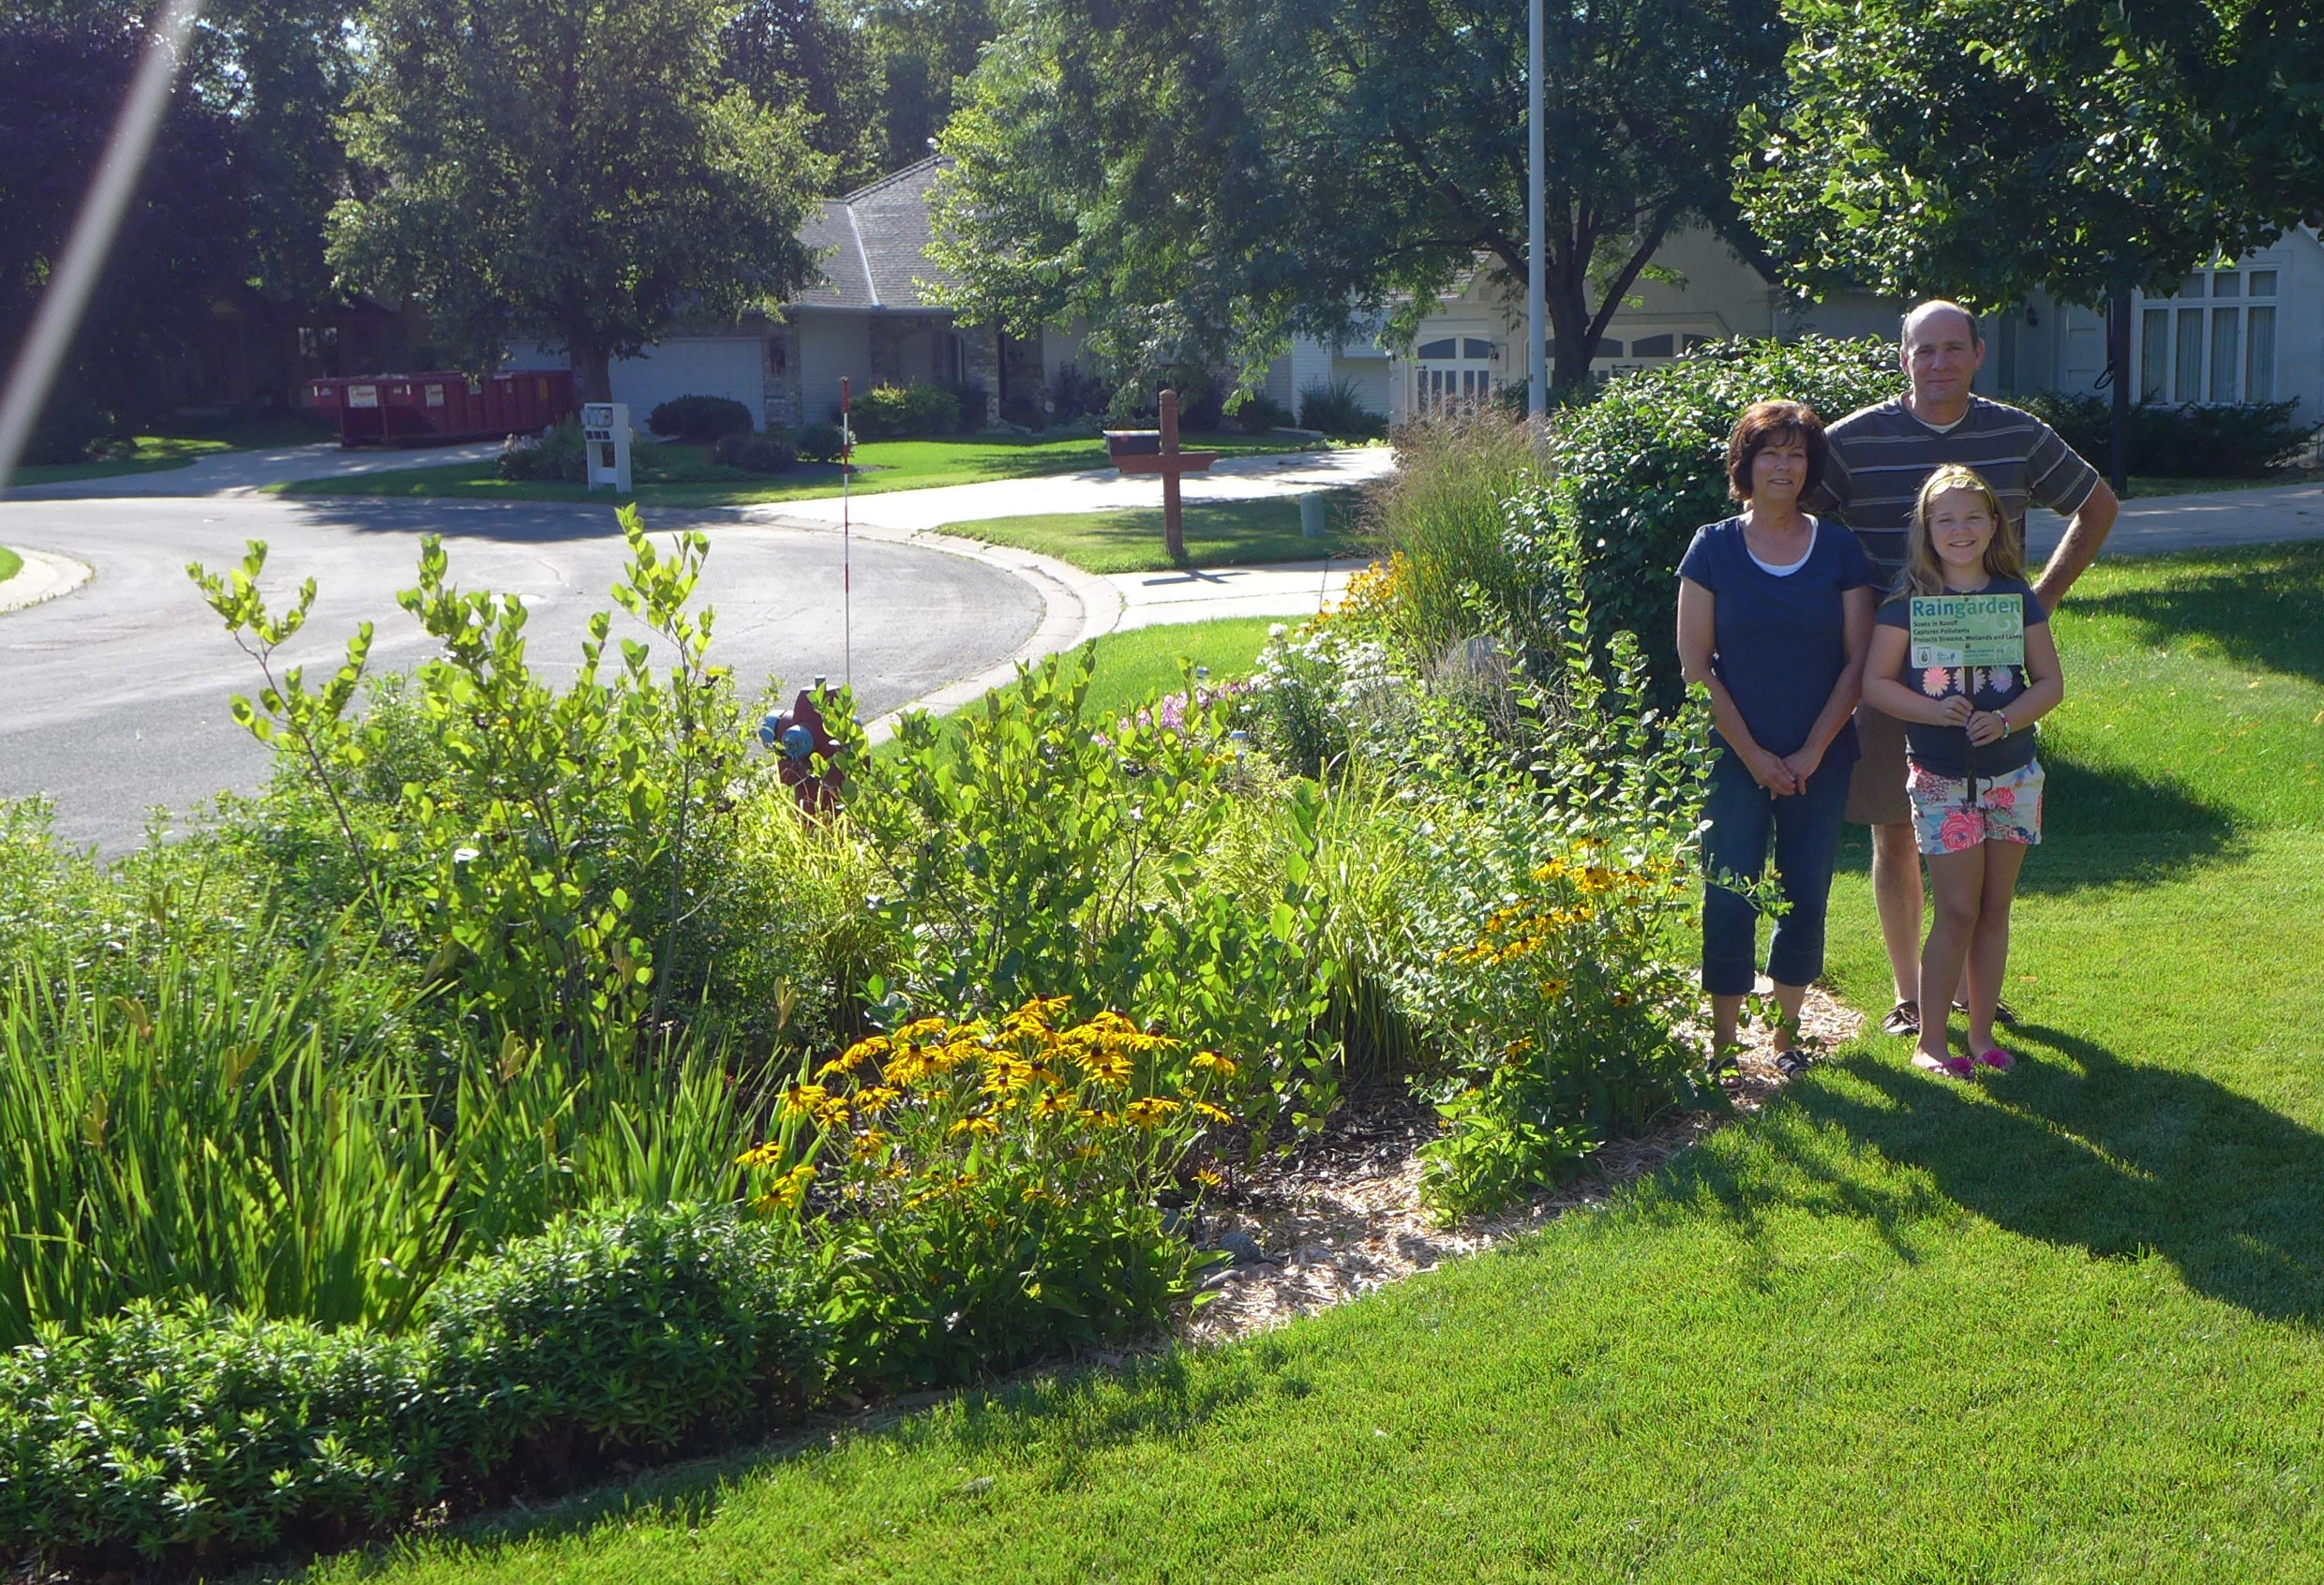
[[1177, 986, 1862, 1346]]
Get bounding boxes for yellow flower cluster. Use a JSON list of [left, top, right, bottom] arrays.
[[1324, 551, 1411, 626], [737, 998, 1241, 1217], [1449, 850, 1676, 967]]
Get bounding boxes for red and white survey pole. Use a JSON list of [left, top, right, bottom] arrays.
[[850, 376, 860, 692]]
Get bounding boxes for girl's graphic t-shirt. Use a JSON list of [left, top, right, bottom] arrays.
[[1874, 576, 2047, 779]]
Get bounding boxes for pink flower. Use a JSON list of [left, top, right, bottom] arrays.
[[1939, 809, 1982, 852], [1921, 666, 1954, 698], [1983, 784, 2017, 810]]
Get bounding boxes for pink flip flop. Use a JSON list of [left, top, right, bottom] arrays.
[[1973, 1047, 2017, 1071], [1912, 1054, 1975, 1082]]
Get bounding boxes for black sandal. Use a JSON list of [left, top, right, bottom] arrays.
[[1954, 997, 2020, 1026], [1881, 999, 1921, 1037], [1775, 1049, 1815, 1077]]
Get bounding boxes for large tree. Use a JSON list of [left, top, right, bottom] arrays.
[[930, 0, 1790, 385], [0, 7, 252, 442], [721, 0, 886, 190], [329, 0, 829, 398], [1734, 0, 2276, 311]]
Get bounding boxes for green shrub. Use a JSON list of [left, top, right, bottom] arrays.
[[797, 418, 846, 461], [1405, 626, 1720, 1216], [2015, 390, 2316, 477], [848, 381, 961, 441], [648, 394, 754, 442], [494, 416, 587, 482], [22, 396, 120, 466], [0, 1298, 445, 1569], [426, 1204, 824, 1485], [0, 1204, 823, 1574], [1297, 377, 1387, 438], [860, 652, 1340, 1138], [1105, 369, 1225, 431], [712, 429, 798, 472], [1224, 389, 1295, 434], [1534, 336, 1904, 694]]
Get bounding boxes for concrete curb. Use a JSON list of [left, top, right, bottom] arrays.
[[0, 546, 94, 613]]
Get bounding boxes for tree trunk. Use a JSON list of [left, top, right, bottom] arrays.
[[2107, 290, 2131, 494], [567, 336, 614, 404]]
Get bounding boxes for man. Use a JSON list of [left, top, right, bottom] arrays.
[[1807, 299, 2120, 1037]]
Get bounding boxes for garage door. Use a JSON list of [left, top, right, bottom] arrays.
[[608, 337, 765, 430]]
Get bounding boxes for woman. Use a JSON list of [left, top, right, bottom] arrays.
[[1675, 400, 1874, 1073]]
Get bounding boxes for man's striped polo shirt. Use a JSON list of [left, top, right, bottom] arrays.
[[1804, 396, 2101, 583]]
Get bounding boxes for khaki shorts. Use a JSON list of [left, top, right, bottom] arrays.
[[1844, 706, 1912, 826]]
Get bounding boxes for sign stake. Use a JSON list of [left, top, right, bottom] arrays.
[[841, 378, 852, 692]]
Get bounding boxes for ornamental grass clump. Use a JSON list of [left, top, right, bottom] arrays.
[[739, 998, 1222, 1387]]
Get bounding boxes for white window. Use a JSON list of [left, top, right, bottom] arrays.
[[1413, 336, 1497, 416], [2135, 266, 2279, 404]]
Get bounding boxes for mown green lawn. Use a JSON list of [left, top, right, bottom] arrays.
[[2124, 470, 2322, 500], [871, 616, 1282, 763], [272, 432, 1326, 508], [293, 544, 2324, 1584], [6, 435, 228, 486], [942, 490, 1369, 573]]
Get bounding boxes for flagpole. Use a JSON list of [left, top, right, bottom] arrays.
[[1526, 0, 1547, 419], [850, 376, 860, 692]]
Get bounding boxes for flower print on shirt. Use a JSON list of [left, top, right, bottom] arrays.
[[1920, 665, 1955, 697]]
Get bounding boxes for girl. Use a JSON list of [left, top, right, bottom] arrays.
[[1863, 464, 2064, 1079], [1677, 401, 1874, 1074]]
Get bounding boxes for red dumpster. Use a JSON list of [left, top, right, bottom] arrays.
[[308, 370, 577, 447]]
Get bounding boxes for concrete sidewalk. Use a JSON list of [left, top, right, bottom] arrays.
[[756, 443, 1399, 533], [2028, 478, 2324, 560]]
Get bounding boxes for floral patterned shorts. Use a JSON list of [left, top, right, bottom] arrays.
[[1907, 757, 2045, 856]]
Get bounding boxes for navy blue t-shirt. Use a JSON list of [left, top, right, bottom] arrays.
[[1676, 516, 1873, 761]]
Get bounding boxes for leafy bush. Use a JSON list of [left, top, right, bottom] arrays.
[[711, 429, 798, 472], [1403, 626, 1719, 1216], [648, 394, 754, 442], [0, 1204, 821, 1574], [2015, 390, 2316, 477], [22, 395, 119, 466], [848, 381, 961, 441], [1224, 389, 1295, 434], [1105, 369, 1225, 431], [860, 652, 1341, 1138], [1533, 335, 1904, 694], [742, 1001, 1213, 1387], [1050, 362, 1113, 419], [943, 377, 988, 429], [426, 1204, 824, 1486], [494, 416, 586, 482], [1298, 377, 1387, 438], [797, 419, 847, 461]]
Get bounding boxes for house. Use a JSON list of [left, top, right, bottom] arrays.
[[1265, 224, 2324, 428], [510, 158, 1082, 431]]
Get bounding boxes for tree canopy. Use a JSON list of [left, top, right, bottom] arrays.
[[930, 0, 1789, 385], [328, 0, 828, 397]]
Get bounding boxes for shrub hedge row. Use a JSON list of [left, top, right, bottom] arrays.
[[0, 1204, 827, 1574]]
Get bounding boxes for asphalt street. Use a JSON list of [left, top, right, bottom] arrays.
[[0, 493, 1042, 851]]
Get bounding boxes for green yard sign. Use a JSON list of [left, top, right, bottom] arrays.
[[1909, 593, 2026, 669]]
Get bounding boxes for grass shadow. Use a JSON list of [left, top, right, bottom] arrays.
[[2011, 755, 2246, 894], [1773, 1028, 2324, 1327], [2071, 542, 2324, 689]]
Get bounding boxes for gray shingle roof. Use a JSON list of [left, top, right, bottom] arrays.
[[790, 157, 962, 313]]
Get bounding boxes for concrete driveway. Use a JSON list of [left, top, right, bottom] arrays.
[[0, 493, 1042, 851]]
